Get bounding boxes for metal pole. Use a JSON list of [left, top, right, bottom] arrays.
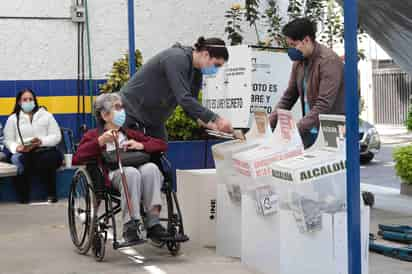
[[344, 0, 361, 273], [128, 0, 136, 76]]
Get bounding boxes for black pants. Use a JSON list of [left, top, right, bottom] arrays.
[[14, 148, 62, 202]]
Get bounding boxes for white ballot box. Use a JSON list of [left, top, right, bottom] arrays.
[[236, 110, 304, 271], [232, 109, 304, 191], [176, 169, 218, 247], [212, 111, 272, 257], [257, 115, 370, 274]]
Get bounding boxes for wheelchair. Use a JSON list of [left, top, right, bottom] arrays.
[[67, 153, 189, 261]]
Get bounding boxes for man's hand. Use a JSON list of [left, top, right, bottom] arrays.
[[269, 111, 277, 129], [123, 140, 144, 151]]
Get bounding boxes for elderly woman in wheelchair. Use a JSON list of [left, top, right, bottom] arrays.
[[72, 93, 172, 248]]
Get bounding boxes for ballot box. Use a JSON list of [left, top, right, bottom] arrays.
[[212, 111, 272, 257], [176, 169, 218, 247], [248, 114, 369, 274]]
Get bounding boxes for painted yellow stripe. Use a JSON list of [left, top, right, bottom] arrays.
[[0, 96, 93, 116]]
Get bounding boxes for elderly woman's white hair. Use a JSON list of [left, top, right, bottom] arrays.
[[94, 93, 122, 126]]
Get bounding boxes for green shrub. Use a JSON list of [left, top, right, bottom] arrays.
[[99, 49, 143, 93], [165, 105, 202, 141], [99, 49, 202, 141], [406, 107, 412, 131], [393, 145, 412, 184]]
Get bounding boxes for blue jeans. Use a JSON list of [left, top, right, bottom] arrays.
[[11, 153, 25, 175]]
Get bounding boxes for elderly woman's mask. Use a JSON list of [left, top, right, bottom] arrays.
[[113, 109, 126, 127]]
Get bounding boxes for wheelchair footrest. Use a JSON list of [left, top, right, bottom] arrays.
[[153, 233, 189, 243], [170, 233, 189, 243], [113, 239, 146, 250]]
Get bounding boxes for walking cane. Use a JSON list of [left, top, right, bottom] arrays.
[[112, 130, 134, 218]]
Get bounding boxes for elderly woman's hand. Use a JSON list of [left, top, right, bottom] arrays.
[[123, 140, 144, 151], [98, 130, 116, 147]]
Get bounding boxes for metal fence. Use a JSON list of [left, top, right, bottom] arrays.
[[373, 69, 412, 125]]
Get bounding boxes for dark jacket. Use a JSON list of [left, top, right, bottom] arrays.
[[271, 42, 345, 134], [73, 128, 167, 186], [120, 44, 217, 140]]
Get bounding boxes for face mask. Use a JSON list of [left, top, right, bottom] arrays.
[[287, 47, 305, 61], [201, 65, 219, 75], [21, 101, 35, 113], [112, 109, 126, 127]]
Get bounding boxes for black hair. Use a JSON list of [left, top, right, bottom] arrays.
[[12, 88, 40, 116], [194, 37, 229, 61], [282, 18, 317, 41]]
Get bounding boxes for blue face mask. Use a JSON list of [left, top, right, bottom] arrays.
[[21, 101, 35, 113], [112, 109, 126, 127], [287, 48, 305, 61], [201, 65, 219, 75]]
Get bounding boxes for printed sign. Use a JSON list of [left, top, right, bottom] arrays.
[[255, 186, 278, 216], [319, 115, 346, 149], [202, 46, 299, 128], [202, 45, 252, 128], [250, 50, 291, 115]]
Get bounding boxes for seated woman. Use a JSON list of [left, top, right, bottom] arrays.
[[73, 93, 169, 245], [4, 89, 62, 203]]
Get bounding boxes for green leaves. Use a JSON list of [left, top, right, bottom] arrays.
[[393, 145, 412, 184], [245, 0, 260, 26], [264, 0, 287, 47], [99, 49, 143, 93], [165, 93, 203, 141], [405, 106, 412, 132], [225, 5, 245, 46]]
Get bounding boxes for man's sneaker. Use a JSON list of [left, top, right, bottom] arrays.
[[147, 224, 170, 240], [122, 220, 144, 245]]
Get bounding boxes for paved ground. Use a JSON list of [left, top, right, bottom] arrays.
[[0, 202, 254, 274], [361, 144, 403, 189], [0, 189, 411, 274]]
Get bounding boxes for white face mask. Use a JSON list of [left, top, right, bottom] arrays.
[[21, 101, 35, 113], [112, 109, 126, 127]]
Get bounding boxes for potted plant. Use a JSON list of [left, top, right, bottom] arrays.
[[393, 145, 412, 196]]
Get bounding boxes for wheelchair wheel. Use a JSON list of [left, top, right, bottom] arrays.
[[68, 167, 97, 254], [92, 230, 106, 262], [167, 241, 181, 256]]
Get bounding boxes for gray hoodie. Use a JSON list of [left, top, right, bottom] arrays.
[[120, 44, 217, 140]]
